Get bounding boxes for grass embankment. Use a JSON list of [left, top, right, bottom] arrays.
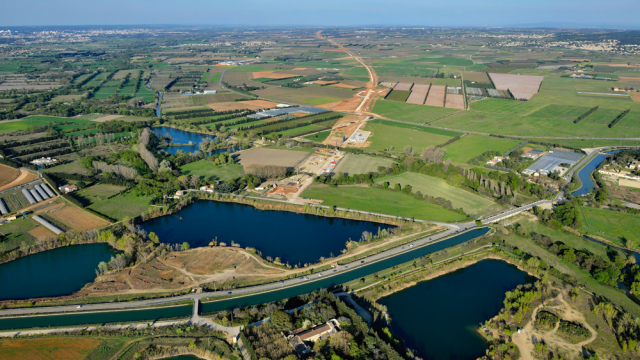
[[301, 185, 468, 222]]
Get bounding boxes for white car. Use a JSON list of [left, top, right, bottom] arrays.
[[76, 305, 82, 309]]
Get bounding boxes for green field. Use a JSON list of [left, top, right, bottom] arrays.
[[0, 116, 92, 133], [375, 172, 500, 216], [363, 119, 461, 152], [301, 185, 468, 222], [303, 97, 341, 105], [443, 134, 520, 163], [42, 161, 91, 175], [579, 207, 640, 246], [385, 90, 411, 102], [372, 100, 460, 123], [0, 218, 36, 254], [333, 154, 396, 175], [74, 184, 127, 206], [303, 130, 331, 142], [88, 191, 153, 220], [179, 162, 244, 181]]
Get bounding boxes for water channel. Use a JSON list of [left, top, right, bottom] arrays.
[[0, 228, 490, 330], [141, 200, 394, 266], [573, 150, 626, 196], [379, 259, 531, 360], [0, 243, 118, 301]]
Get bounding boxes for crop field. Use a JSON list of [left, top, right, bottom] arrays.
[[304, 97, 342, 105], [88, 191, 153, 220], [277, 121, 336, 137], [424, 85, 445, 107], [301, 185, 467, 222], [0, 164, 20, 187], [0, 337, 102, 360], [0, 116, 93, 133], [74, 184, 127, 206], [374, 172, 500, 216], [385, 90, 411, 102], [239, 112, 340, 135], [443, 134, 520, 163], [187, 92, 245, 105], [236, 148, 309, 168], [332, 154, 396, 175], [42, 161, 91, 175], [43, 201, 110, 231], [462, 71, 490, 83], [579, 207, 640, 246], [371, 100, 459, 123], [363, 119, 460, 151], [444, 94, 464, 109], [179, 162, 244, 182], [92, 87, 118, 99]]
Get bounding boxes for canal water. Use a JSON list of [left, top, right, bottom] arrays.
[[0, 228, 490, 330], [0, 243, 117, 301], [573, 150, 626, 196], [141, 200, 394, 266], [152, 126, 216, 155], [378, 259, 531, 360]]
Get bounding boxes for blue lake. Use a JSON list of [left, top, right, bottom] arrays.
[[153, 126, 215, 155], [379, 260, 531, 360], [141, 200, 394, 266], [0, 243, 117, 301]]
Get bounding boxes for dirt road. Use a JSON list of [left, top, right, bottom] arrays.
[[315, 31, 378, 114]]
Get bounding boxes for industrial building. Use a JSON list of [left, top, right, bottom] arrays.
[[523, 149, 583, 175], [248, 106, 328, 119]]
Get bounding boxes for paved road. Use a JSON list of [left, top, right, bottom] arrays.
[[481, 200, 552, 224]]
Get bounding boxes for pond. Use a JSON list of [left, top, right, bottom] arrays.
[[378, 259, 531, 360], [0, 228, 490, 330], [141, 200, 394, 266], [153, 126, 215, 155], [0, 243, 118, 301]]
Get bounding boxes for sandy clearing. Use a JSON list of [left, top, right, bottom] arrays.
[[45, 204, 109, 232], [292, 67, 307, 70], [629, 92, 640, 102], [330, 83, 359, 89], [206, 102, 263, 112], [0, 164, 20, 187], [243, 100, 280, 108], [0, 169, 38, 192], [28, 227, 56, 239], [91, 115, 124, 122], [237, 148, 309, 168]]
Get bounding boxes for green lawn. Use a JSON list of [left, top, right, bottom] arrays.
[[74, 184, 127, 206], [304, 97, 341, 105], [374, 172, 500, 217], [88, 192, 153, 220], [443, 134, 520, 163], [179, 162, 244, 182], [333, 154, 396, 175], [301, 185, 468, 222], [363, 119, 460, 152], [303, 130, 331, 142], [372, 100, 460, 123], [579, 207, 640, 247]]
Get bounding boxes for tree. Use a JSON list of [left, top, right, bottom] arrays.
[[404, 144, 413, 156], [181, 242, 191, 251], [149, 232, 159, 244], [270, 310, 293, 332]]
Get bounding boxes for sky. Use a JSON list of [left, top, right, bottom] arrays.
[[1, 0, 640, 28]]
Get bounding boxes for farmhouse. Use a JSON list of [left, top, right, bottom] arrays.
[[521, 149, 545, 159], [199, 185, 215, 192], [486, 156, 504, 166], [58, 184, 78, 193], [287, 319, 340, 357], [30, 157, 58, 166], [626, 161, 640, 170]]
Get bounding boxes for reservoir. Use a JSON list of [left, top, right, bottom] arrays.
[[378, 260, 531, 360], [141, 200, 394, 266], [0, 228, 490, 330], [153, 126, 215, 155], [0, 243, 117, 301]]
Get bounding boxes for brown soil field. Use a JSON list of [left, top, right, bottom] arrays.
[[313, 80, 337, 85], [462, 71, 491, 83], [43, 204, 109, 232], [618, 77, 640, 83], [629, 92, 640, 102], [0, 337, 101, 360], [0, 168, 38, 191], [0, 164, 20, 187], [91, 115, 124, 122], [445, 94, 465, 109], [252, 72, 297, 79], [243, 100, 279, 108], [29, 226, 56, 239], [291, 112, 309, 117], [237, 148, 309, 168], [270, 186, 298, 195], [206, 102, 263, 112], [292, 67, 307, 70], [601, 63, 639, 68], [318, 96, 361, 112], [425, 85, 445, 107], [330, 83, 359, 89]]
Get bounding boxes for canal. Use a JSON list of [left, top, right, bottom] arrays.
[[141, 200, 394, 266], [378, 259, 532, 360], [0, 228, 490, 330], [0, 243, 118, 301]]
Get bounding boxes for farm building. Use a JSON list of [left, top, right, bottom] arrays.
[[523, 149, 583, 175], [32, 215, 64, 235], [521, 149, 545, 159], [58, 184, 78, 193], [287, 319, 340, 357], [199, 185, 215, 192]]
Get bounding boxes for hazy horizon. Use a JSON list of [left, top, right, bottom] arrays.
[[1, 0, 639, 28]]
